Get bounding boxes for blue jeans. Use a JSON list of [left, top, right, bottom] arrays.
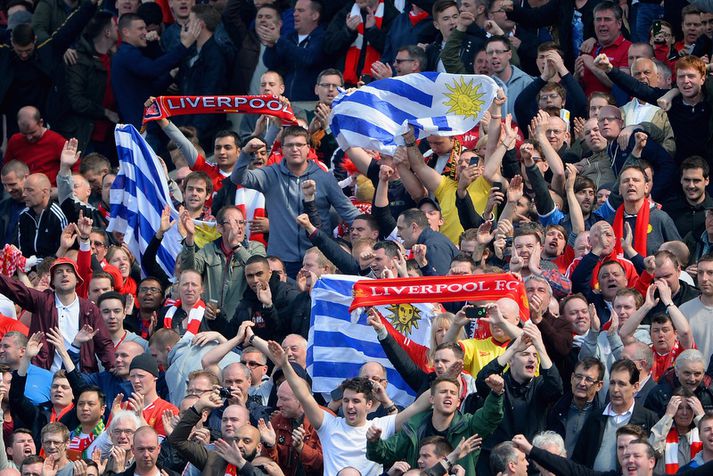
[[634, 3, 664, 44]]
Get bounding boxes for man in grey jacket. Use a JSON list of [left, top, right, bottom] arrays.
[[231, 126, 359, 277], [180, 206, 265, 321]]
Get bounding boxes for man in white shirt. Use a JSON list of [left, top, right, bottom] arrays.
[[267, 340, 431, 475]]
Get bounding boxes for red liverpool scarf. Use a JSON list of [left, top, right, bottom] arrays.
[[409, 6, 429, 26], [664, 426, 702, 474], [344, 1, 384, 85], [613, 198, 650, 257], [142, 96, 298, 129], [350, 274, 530, 320], [164, 299, 205, 336]]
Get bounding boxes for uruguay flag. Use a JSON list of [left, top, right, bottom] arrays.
[[329, 72, 499, 154], [107, 124, 182, 280], [308, 275, 440, 407]]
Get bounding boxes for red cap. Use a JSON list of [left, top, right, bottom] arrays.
[[49, 257, 84, 288]]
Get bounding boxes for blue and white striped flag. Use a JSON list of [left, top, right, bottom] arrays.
[[308, 275, 439, 407], [107, 124, 182, 280], [329, 72, 499, 154]]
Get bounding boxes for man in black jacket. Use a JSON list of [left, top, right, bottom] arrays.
[[0, 160, 28, 247], [0, 0, 98, 137], [396, 209, 458, 276], [209, 256, 304, 343], [572, 359, 658, 471], [476, 323, 563, 476], [546, 357, 605, 456], [644, 349, 713, 418]]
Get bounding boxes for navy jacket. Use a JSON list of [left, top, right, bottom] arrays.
[[416, 227, 459, 276], [264, 25, 326, 101], [111, 42, 190, 128]]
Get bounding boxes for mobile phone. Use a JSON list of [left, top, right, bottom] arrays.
[[465, 306, 487, 320], [361, 74, 374, 84], [652, 20, 663, 37], [469, 155, 481, 167], [491, 182, 503, 193]]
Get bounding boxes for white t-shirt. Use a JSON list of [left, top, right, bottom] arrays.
[[316, 411, 396, 476], [679, 297, 713, 364], [54, 294, 80, 371]]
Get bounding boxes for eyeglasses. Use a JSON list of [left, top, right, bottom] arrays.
[[92, 241, 106, 248], [599, 116, 620, 122], [112, 428, 136, 436], [241, 360, 267, 368], [573, 373, 599, 385], [545, 129, 566, 136], [486, 49, 510, 56], [139, 286, 162, 294], [394, 58, 415, 64], [318, 83, 340, 89], [283, 142, 308, 149], [539, 93, 561, 101]]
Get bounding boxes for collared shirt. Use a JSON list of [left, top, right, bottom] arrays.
[[53, 294, 80, 371], [602, 400, 635, 425], [581, 34, 632, 96]]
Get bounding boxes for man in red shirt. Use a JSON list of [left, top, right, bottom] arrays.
[[577, 1, 632, 96], [127, 352, 178, 437], [4, 106, 68, 186]]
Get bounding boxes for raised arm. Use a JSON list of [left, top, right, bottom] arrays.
[[531, 110, 565, 194], [483, 111, 517, 184], [654, 280, 694, 349], [402, 128, 443, 194], [565, 164, 585, 235], [619, 283, 657, 339], [266, 340, 324, 429]]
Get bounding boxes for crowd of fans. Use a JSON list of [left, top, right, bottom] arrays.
[[5, 0, 713, 475]]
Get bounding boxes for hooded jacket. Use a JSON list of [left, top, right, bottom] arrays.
[[231, 150, 359, 263]]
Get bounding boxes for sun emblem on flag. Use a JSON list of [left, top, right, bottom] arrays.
[[385, 303, 422, 336], [443, 78, 485, 120]]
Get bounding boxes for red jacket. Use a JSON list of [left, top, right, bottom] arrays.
[[0, 274, 115, 373], [261, 412, 323, 476]]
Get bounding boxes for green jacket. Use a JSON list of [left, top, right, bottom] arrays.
[[179, 238, 265, 318], [32, 0, 77, 42], [366, 391, 504, 474]]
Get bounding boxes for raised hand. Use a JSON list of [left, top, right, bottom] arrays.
[[61, 138, 81, 169], [589, 303, 601, 332], [267, 340, 288, 365], [457, 11, 475, 31], [476, 221, 494, 245], [295, 213, 316, 235], [509, 247, 524, 273], [45, 327, 68, 354], [593, 53, 613, 72], [180, 208, 195, 237], [256, 281, 273, 307], [665, 395, 682, 417], [412, 244, 428, 267], [507, 175, 524, 204], [257, 418, 277, 447], [366, 308, 386, 334], [159, 204, 176, 236], [214, 438, 245, 467], [387, 461, 411, 476], [180, 17, 202, 47], [345, 14, 361, 31], [370, 60, 393, 80], [26, 331, 44, 359], [296, 269, 317, 293], [108, 446, 127, 473], [301, 180, 316, 201], [73, 324, 98, 347], [452, 434, 483, 460], [162, 409, 179, 436], [235, 321, 255, 347], [60, 223, 78, 251], [484, 374, 505, 395]]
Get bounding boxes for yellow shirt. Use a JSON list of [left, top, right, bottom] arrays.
[[460, 337, 509, 377], [434, 176, 492, 244]]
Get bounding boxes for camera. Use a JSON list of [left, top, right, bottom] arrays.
[[218, 387, 232, 399]]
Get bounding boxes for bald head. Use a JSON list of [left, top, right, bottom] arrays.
[[17, 105, 41, 124], [22, 173, 51, 210], [631, 57, 659, 87], [497, 297, 520, 322]]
